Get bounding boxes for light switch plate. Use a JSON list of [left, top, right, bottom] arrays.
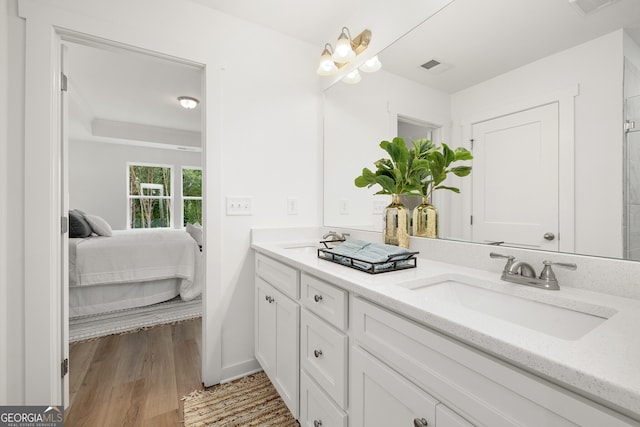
[[226, 196, 253, 216]]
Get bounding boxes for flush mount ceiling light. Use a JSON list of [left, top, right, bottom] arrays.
[[178, 96, 199, 109], [316, 27, 373, 76]]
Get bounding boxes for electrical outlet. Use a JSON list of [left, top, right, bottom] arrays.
[[339, 198, 349, 215], [287, 197, 299, 215], [226, 196, 252, 216]]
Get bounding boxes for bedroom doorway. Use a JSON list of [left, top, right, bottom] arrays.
[[60, 34, 206, 407]]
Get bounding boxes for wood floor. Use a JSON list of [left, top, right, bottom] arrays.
[[65, 318, 203, 427]]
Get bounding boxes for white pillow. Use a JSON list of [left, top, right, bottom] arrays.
[[85, 214, 113, 237], [186, 222, 203, 246]]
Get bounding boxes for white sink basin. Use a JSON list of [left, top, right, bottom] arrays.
[[283, 245, 320, 255], [402, 274, 612, 340]]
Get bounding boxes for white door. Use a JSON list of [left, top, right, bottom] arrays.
[[60, 43, 70, 407], [471, 103, 559, 251], [255, 277, 277, 373]]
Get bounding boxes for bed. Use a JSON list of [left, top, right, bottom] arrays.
[[69, 228, 203, 317]]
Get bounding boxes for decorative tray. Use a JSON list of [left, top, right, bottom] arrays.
[[317, 239, 419, 275]]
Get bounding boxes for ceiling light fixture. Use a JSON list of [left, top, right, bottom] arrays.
[[316, 27, 373, 77], [178, 96, 199, 109]]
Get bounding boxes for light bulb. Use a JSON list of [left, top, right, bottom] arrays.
[[342, 69, 361, 84], [316, 46, 338, 76], [332, 31, 355, 63], [360, 55, 382, 73]]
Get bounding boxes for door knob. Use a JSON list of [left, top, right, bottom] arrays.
[[314, 420, 322, 427], [314, 294, 323, 302], [413, 417, 428, 427], [313, 349, 323, 358], [544, 232, 555, 241]]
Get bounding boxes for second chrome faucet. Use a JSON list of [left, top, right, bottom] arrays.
[[490, 252, 577, 290]]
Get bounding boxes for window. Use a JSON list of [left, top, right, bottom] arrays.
[[182, 167, 202, 226], [128, 163, 172, 228]]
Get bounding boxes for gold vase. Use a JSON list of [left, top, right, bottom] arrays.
[[383, 194, 410, 248], [412, 196, 438, 238]]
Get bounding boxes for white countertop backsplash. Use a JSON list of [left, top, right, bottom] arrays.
[[251, 226, 640, 421]]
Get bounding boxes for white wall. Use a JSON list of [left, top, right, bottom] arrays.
[[11, 0, 321, 404], [69, 139, 201, 230], [451, 30, 625, 258]]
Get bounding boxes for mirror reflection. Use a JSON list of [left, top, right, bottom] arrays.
[[323, 0, 640, 260]]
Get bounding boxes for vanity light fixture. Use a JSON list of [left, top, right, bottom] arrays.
[[342, 69, 362, 84], [316, 44, 339, 76], [178, 96, 199, 109], [316, 27, 372, 76], [359, 55, 382, 73]]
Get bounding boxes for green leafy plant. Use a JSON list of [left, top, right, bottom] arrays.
[[354, 137, 473, 197], [411, 138, 473, 199]]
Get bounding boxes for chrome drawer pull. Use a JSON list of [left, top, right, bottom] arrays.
[[265, 296, 274, 303], [313, 420, 322, 427], [314, 294, 323, 302], [313, 349, 323, 358], [413, 417, 428, 427]]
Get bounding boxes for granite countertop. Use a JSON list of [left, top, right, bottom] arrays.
[[252, 240, 640, 421]]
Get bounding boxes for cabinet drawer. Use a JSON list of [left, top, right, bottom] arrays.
[[300, 370, 348, 427], [255, 252, 299, 299], [301, 273, 348, 330], [350, 345, 437, 427], [301, 309, 348, 408], [352, 297, 635, 427]]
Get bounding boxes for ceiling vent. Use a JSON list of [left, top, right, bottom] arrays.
[[568, 0, 620, 15], [421, 59, 441, 70]]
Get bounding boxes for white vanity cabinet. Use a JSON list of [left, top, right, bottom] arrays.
[[299, 272, 349, 426], [254, 253, 300, 419], [351, 296, 637, 427]]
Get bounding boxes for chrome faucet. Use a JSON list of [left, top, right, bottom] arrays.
[[322, 230, 349, 242], [490, 252, 577, 290]]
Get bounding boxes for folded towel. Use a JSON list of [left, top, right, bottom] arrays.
[[321, 240, 414, 272]]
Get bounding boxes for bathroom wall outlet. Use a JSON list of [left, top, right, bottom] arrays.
[[339, 199, 349, 215], [287, 197, 299, 215], [226, 196, 253, 216]]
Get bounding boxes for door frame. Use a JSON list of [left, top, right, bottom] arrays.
[[20, 2, 223, 404], [459, 84, 578, 253]]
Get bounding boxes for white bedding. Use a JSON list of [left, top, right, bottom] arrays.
[[69, 229, 202, 301]]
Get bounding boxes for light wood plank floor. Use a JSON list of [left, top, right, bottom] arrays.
[[65, 318, 203, 427]]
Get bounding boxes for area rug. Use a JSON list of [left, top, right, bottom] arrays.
[[69, 296, 202, 342], [182, 371, 299, 427]]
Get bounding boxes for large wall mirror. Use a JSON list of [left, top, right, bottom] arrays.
[[324, 0, 640, 261]]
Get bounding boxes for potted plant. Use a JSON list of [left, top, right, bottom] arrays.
[[354, 137, 429, 247], [354, 137, 473, 245], [410, 138, 473, 238]]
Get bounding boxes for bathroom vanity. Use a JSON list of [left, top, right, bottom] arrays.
[[252, 231, 640, 427]]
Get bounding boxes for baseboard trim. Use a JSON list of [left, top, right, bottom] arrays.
[[220, 358, 261, 384]]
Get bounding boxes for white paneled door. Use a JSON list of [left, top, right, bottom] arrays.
[[471, 103, 559, 251]]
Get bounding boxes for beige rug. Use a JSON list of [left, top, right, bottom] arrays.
[[182, 371, 299, 427]]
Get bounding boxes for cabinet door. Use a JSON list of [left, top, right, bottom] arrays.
[[350, 346, 437, 427], [255, 277, 277, 372], [275, 286, 300, 418], [255, 277, 300, 419]]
